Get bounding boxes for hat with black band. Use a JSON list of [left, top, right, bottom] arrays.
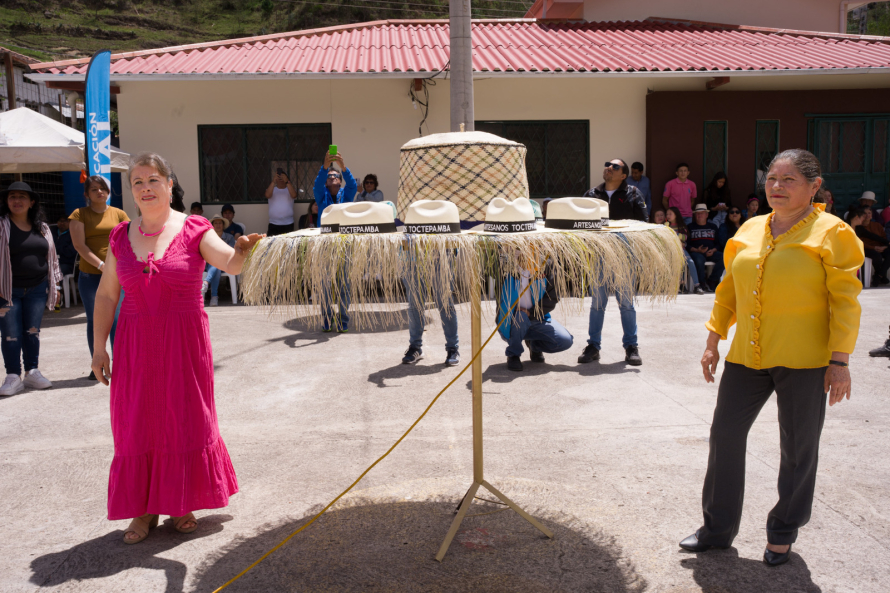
[[483, 197, 537, 233], [404, 200, 462, 234], [319, 203, 345, 234], [338, 202, 398, 234], [544, 197, 603, 230]]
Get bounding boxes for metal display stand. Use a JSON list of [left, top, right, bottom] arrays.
[[435, 278, 554, 561]]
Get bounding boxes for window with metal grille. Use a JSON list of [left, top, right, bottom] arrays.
[[0, 172, 66, 223], [198, 124, 332, 204], [754, 121, 780, 197], [474, 120, 590, 199], [703, 121, 728, 192]]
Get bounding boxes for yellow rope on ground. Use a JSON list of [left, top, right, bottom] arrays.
[[212, 282, 532, 593]]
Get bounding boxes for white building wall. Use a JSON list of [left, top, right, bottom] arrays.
[[582, 0, 845, 33]]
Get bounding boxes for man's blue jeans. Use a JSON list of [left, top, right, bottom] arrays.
[[505, 311, 573, 357], [689, 250, 725, 286], [0, 280, 47, 375], [403, 277, 458, 351], [684, 251, 700, 286], [321, 275, 350, 331], [79, 272, 121, 356], [204, 265, 222, 297], [588, 280, 637, 350]]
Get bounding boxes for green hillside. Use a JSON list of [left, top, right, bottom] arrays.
[[0, 0, 532, 62]]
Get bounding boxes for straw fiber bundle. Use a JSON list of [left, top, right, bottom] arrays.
[[239, 224, 685, 331]]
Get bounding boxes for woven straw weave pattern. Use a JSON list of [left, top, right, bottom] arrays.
[[397, 143, 529, 221]]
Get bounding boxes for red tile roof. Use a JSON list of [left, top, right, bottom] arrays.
[[30, 18, 890, 77]]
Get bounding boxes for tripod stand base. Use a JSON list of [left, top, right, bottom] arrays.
[[435, 479, 554, 562]]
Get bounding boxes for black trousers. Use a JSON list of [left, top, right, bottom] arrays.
[[697, 362, 828, 547], [267, 222, 294, 236]]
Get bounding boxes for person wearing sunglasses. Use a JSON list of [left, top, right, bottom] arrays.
[[355, 174, 385, 203], [314, 151, 358, 214], [578, 159, 648, 366], [717, 207, 743, 251]]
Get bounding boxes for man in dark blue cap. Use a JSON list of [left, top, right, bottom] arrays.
[[220, 204, 244, 239]]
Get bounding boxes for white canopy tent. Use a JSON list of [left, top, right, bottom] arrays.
[[0, 107, 129, 174]]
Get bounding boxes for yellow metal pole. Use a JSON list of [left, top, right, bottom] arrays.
[[471, 274, 483, 483]]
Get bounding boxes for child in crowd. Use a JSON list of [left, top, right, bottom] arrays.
[[652, 209, 666, 225], [665, 207, 704, 295]]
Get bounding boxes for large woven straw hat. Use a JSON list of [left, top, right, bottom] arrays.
[[339, 202, 397, 234], [483, 197, 537, 233], [544, 197, 602, 230], [404, 200, 461, 234], [397, 131, 529, 223]]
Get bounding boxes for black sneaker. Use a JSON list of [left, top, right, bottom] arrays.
[[625, 345, 642, 366], [445, 348, 460, 366], [402, 347, 423, 364], [577, 344, 600, 364], [869, 339, 890, 358], [693, 285, 706, 295], [525, 340, 544, 363], [506, 356, 523, 371]]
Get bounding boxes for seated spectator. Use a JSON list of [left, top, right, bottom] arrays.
[[701, 171, 731, 226], [201, 216, 237, 306], [687, 203, 724, 291], [496, 259, 573, 372], [52, 214, 78, 276], [666, 207, 704, 295], [652, 209, 666, 225], [355, 174, 384, 202], [299, 202, 319, 229], [221, 204, 244, 238], [844, 191, 880, 221], [744, 194, 761, 220], [189, 202, 204, 217], [814, 188, 838, 216], [850, 207, 890, 285], [717, 206, 743, 251]]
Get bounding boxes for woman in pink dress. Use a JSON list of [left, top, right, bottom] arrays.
[[91, 152, 263, 544]]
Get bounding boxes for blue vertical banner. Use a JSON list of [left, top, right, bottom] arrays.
[[84, 49, 112, 202]]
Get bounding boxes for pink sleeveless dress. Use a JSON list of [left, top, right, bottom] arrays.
[[106, 216, 238, 520]]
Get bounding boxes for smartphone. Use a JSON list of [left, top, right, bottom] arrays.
[[329, 145, 338, 156], [276, 167, 285, 176]]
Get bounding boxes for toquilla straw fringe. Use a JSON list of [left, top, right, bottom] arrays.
[[239, 224, 686, 331]]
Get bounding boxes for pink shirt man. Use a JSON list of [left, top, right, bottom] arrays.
[[664, 178, 697, 218]]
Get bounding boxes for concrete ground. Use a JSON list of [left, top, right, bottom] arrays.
[[1, 288, 888, 593]]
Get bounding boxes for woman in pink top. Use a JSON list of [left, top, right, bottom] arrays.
[[91, 152, 264, 544]]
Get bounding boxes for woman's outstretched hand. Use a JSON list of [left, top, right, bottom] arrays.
[[701, 331, 721, 383], [91, 349, 112, 386], [235, 233, 265, 257]]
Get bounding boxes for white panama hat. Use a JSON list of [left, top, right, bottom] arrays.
[[339, 201, 397, 234], [319, 203, 348, 234], [586, 197, 610, 226], [544, 197, 602, 230], [483, 197, 537, 233], [860, 190, 877, 202], [404, 200, 461, 234]]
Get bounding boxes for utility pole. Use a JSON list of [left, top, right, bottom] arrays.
[[3, 51, 17, 111], [449, 0, 474, 132]]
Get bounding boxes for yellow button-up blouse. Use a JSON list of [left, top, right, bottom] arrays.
[[706, 204, 864, 370]]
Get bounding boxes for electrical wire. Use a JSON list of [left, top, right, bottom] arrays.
[[408, 59, 448, 136]]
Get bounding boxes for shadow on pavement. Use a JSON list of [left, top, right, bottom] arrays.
[[680, 548, 822, 592], [192, 499, 647, 593], [29, 514, 233, 593], [467, 360, 639, 388], [367, 360, 454, 388]]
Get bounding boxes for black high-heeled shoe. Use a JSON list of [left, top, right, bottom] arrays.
[[763, 544, 792, 566], [679, 531, 728, 552]]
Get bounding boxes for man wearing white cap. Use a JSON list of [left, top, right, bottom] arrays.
[[845, 190, 880, 221]]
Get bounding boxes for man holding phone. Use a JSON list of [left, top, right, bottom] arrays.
[[314, 148, 357, 213], [264, 168, 298, 236], [314, 148, 358, 333]]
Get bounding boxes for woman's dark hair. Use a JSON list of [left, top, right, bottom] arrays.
[[83, 175, 110, 205], [170, 172, 186, 213], [767, 148, 826, 202], [362, 173, 378, 188], [667, 206, 687, 232], [706, 172, 729, 196], [847, 207, 868, 224], [1, 190, 47, 234]]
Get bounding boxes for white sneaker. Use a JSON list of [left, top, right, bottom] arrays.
[[23, 369, 52, 390], [209, 296, 219, 307], [0, 374, 23, 396], [201, 281, 209, 295]]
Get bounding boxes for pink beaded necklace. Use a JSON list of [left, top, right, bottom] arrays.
[[138, 218, 165, 237]]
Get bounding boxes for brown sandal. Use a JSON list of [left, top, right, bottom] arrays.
[[172, 512, 198, 534], [123, 514, 159, 544]]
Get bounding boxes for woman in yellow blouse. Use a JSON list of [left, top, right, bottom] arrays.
[[679, 149, 863, 566]]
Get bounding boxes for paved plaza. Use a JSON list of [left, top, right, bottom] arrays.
[[1, 289, 888, 593]]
